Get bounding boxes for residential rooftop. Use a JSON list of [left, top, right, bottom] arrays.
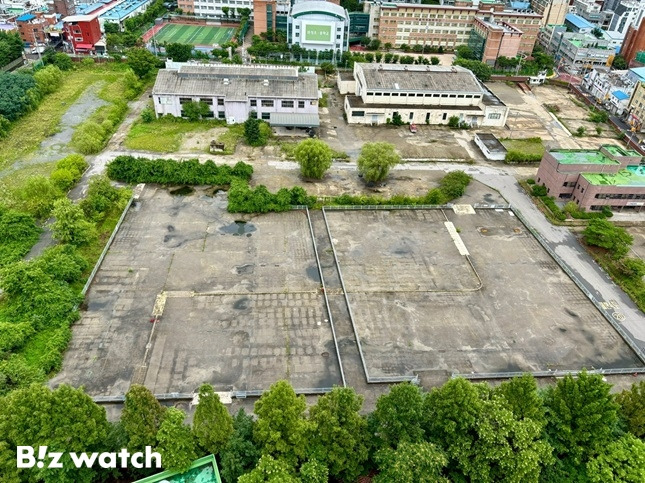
[[551, 150, 621, 165], [603, 145, 640, 157], [582, 166, 645, 186]]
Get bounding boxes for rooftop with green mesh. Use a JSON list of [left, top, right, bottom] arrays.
[[582, 166, 645, 186], [603, 145, 640, 157], [551, 150, 621, 165]]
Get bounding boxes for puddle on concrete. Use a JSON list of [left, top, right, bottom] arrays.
[[233, 297, 250, 310], [306, 265, 321, 282], [220, 220, 257, 236], [170, 186, 195, 196], [236, 264, 254, 275]]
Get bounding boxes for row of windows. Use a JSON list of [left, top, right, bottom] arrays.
[[365, 92, 481, 99], [594, 193, 645, 199], [178, 98, 307, 109]]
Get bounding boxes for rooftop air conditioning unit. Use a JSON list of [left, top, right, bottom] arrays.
[[263, 79, 269, 86], [223, 78, 229, 85]]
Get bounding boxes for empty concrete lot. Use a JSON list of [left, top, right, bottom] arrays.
[[325, 208, 642, 378], [52, 187, 341, 396]]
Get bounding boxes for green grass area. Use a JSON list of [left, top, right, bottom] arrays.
[[501, 137, 545, 163], [125, 117, 222, 152], [0, 63, 136, 172], [216, 124, 244, 155], [154, 23, 234, 46]]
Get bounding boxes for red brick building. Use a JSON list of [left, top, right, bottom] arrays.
[[535, 145, 645, 212], [16, 12, 57, 44], [63, 15, 102, 53], [621, 20, 645, 67]]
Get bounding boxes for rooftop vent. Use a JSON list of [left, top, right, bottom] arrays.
[[223, 78, 229, 85], [263, 79, 269, 86]]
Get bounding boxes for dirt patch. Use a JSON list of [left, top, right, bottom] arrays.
[[180, 126, 229, 152]]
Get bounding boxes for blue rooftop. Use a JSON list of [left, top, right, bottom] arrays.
[[510, 1, 531, 9], [16, 13, 35, 21], [101, 0, 151, 21], [565, 13, 595, 30], [613, 90, 630, 101], [76, 1, 111, 15], [630, 67, 645, 82]]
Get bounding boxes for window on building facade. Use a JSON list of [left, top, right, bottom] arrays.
[[488, 113, 502, 120], [250, 100, 257, 107], [352, 111, 365, 117], [298, 100, 305, 108], [442, 113, 447, 120], [282, 100, 294, 108], [262, 112, 270, 119], [217, 98, 224, 105], [201, 98, 213, 105], [218, 111, 225, 119], [261, 100, 274, 107], [179, 97, 192, 104]]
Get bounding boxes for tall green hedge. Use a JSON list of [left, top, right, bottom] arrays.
[[227, 180, 316, 213], [106, 156, 253, 185]]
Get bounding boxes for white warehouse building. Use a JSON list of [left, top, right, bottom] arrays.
[[289, 0, 350, 53], [341, 63, 509, 127], [152, 61, 320, 127]]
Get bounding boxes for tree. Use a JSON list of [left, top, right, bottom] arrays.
[[193, 384, 234, 455], [612, 54, 628, 70], [121, 384, 167, 452], [453, 58, 492, 81], [15, 176, 62, 218], [52, 53, 74, 71], [50, 198, 96, 246], [244, 116, 267, 146], [319, 61, 336, 75], [447, 115, 460, 128], [254, 380, 310, 467], [583, 219, 633, 259], [104, 21, 120, 34], [222, 6, 230, 18], [544, 371, 620, 469], [127, 48, 159, 78], [299, 459, 328, 483], [374, 441, 448, 483], [166, 42, 193, 62], [618, 257, 645, 279], [494, 374, 546, 424], [307, 387, 369, 481], [617, 381, 645, 438], [156, 408, 198, 473], [238, 455, 298, 482], [456, 45, 476, 60], [586, 434, 645, 482], [294, 139, 334, 180], [391, 112, 404, 126], [369, 383, 425, 449], [592, 27, 604, 39], [182, 101, 211, 121], [0, 31, 24, 68], [0, 72, 38, 122], [220, 410, 261, 483], [357, 142, 401, 183], [0, 384, 108, 482]]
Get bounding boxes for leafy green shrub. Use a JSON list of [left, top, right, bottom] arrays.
[[182, 101, 211, 121], [0, 207, 41, 267], [227, 180, 316, 213], [583, 219, 633, 259], [107, 156, 253, 185], [0, 322, 34, 352], [439, 171, 471, 198], [244, 116, 268, 147], [575, 126, 586, 137], [33, 65, 63, 95], [448, 116, 460, 128], [588, 110, 608, 123], [0, 355, 45, 395], [531, 185, 547, 197], [50, 198, 97, 246], [72, 121, 106, 154], [15, 176, 63, 218], [294, 139, 333, 179], [563, 201, 610, 220], [80, 175, 128, 222], [526, 178, 536, 185], [141, 107, 155, 123]]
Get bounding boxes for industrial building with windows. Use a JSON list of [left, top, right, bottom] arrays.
[[340, 63, 508, 127], [152, 61, 320, 127], [535, 145, 645, 212]]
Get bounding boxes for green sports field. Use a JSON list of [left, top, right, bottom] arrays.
[[154, 24, 235, 47]]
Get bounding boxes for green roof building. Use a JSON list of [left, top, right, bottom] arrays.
[[133, 455, 222, 483], [536, 145, 645, 212]]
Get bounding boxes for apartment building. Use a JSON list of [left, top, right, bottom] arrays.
[[581, 68, 634, 115], [621, 19, 645, 67], [365, 1, 541, 54], [627, 80, 645, 131], [341, 63, 509, 127], [530, 0, 568, 26], [543, 25, 614, 70]]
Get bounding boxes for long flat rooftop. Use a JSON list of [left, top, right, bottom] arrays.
[[582, 166, 645, 187], [552, 150, 621, 165]]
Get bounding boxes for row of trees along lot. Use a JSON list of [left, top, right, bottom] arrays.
[[0, 375, 644, 481]]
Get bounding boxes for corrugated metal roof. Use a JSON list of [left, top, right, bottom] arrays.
[[565, 13, 595, 30], [357, 63, 483, 93], [270, 112, 319, 127], [153, 66, 318, 99]]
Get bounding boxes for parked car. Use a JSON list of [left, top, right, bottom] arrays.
[[409, 123, 418, 133]]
